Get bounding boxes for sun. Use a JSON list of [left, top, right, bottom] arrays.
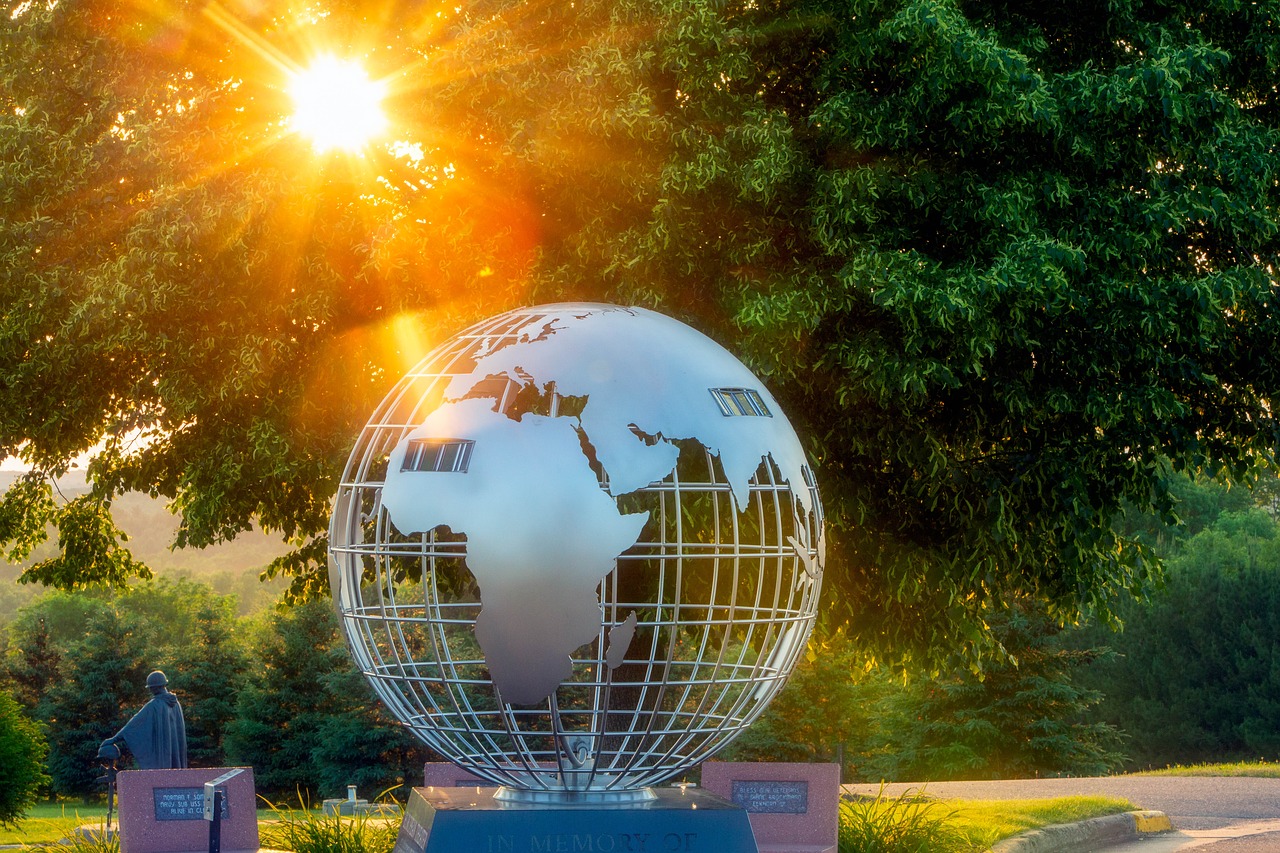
[[287, 56, 389, 153]]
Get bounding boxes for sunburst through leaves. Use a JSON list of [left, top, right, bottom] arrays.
[[287, 55, 388, 153]]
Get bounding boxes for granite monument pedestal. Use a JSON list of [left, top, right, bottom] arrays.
[[392, 786, 758, 853], [700, 763, 839, 853], [117, 767, 258, 853]]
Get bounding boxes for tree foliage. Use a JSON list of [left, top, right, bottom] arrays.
[[1075, 476, 1280, 767], [2, 0, 1278, 660], [41, 608, 147, 795], [2, 582, 245, 795], [171, 600, 250, 768], [2, 581, 423, 798], [724, 622, 876, 775], [0, 690, 49, 827], [862, 603, 1125, 780], [2, 614, 61, 713], [223, 599, 421, 799], [729, 607, 1123, 780]]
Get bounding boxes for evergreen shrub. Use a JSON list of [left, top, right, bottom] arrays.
[[0, 689, 50, 827]]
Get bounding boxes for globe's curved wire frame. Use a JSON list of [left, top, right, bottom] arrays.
[[329, 305, 825, 797]]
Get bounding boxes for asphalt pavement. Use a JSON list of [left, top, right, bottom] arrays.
[[1105, 819, 1280, 852], [843, 776, 1280, 850]]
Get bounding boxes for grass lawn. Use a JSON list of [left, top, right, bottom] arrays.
[[1131, 760, 1280, 778], [945, 796, 1137, 850], [0, 804, 108, 846], [839, 791, 1136, 852], [836, 759, 1280, 849], [0, 804, 302, 847], [0, 793, 1143, 852]]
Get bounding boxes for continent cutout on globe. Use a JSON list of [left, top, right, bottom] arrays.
[[381, 397, 648, 705], [380, 306, 818, 706], [440, 307, 816, 516]]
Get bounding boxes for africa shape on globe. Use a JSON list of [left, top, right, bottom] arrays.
[[330, 303, 825, 793]]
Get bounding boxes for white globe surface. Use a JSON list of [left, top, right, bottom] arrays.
[[329, 303, 825, 800]]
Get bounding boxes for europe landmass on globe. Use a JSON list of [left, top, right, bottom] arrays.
[[379, 306, 818, 706]]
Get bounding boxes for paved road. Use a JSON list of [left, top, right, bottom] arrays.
[[844, 777, 1280, 850], [1106, 820, 1280, 852]]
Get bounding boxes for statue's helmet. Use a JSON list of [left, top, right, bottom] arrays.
[[145, 670, 168, 689]]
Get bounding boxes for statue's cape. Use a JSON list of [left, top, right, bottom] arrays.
[[116, 692, 188, 770]]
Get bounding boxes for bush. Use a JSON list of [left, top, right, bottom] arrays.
[[839, 788, 960, 853], [729, 605, 1124, 782], [1075, 506, 1280, 767], [723, 623, 873, 777], [0, 689, 50, 827], [258, 805, 398, 853], [864, 604, 1126, 781], [224, 601, 423, 799]]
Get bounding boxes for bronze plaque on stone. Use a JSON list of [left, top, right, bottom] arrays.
[[154, 787, 228, 821], [730, 779, 809, 814]]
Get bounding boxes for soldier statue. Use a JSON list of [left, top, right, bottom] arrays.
[[100, 670, 188, 769]]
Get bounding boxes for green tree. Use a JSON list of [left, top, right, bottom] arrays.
[[1, 579, 260, 788], [2, 578, 281, 786], [117, 577, 225, 656], [1116, 470, 1258, 555], [42, 608, 147, 796], [224, 603, 331, 796], [2, 0, 1278, 663], [863, 604, 1125, 780], [2, 614, 61, 714], [312, 665, 424, 799], [1076, 503, 1280, 767], [4, 593, 112, 672], [168, 599, 249, 768], [223, 599, 419, 798], [0, 566, 43, 625], [0, 690, 50, 826], [2, 581, 243, 760], [2, 591, 116, 739], [724, 624, 878, 779], [730, 607, 1123, 781]]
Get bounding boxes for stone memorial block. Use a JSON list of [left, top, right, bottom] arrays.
[[118, 767, 258, 853], [393, 785, 756, 853], [700, 762, 840, 853], [422, 762, 498, 789]]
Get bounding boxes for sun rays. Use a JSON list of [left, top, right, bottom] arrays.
[[287, 56, 389, 154]]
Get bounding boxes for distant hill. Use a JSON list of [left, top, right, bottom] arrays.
[[0, 470, 291, 576]]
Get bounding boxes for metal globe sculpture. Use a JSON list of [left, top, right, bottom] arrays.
[[329, 304, 825, 802]]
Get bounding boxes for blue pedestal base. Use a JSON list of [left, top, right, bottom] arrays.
[[392, 786, 759, 853]]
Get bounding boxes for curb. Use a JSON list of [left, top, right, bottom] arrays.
[[989, 809, 1172, 852]]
